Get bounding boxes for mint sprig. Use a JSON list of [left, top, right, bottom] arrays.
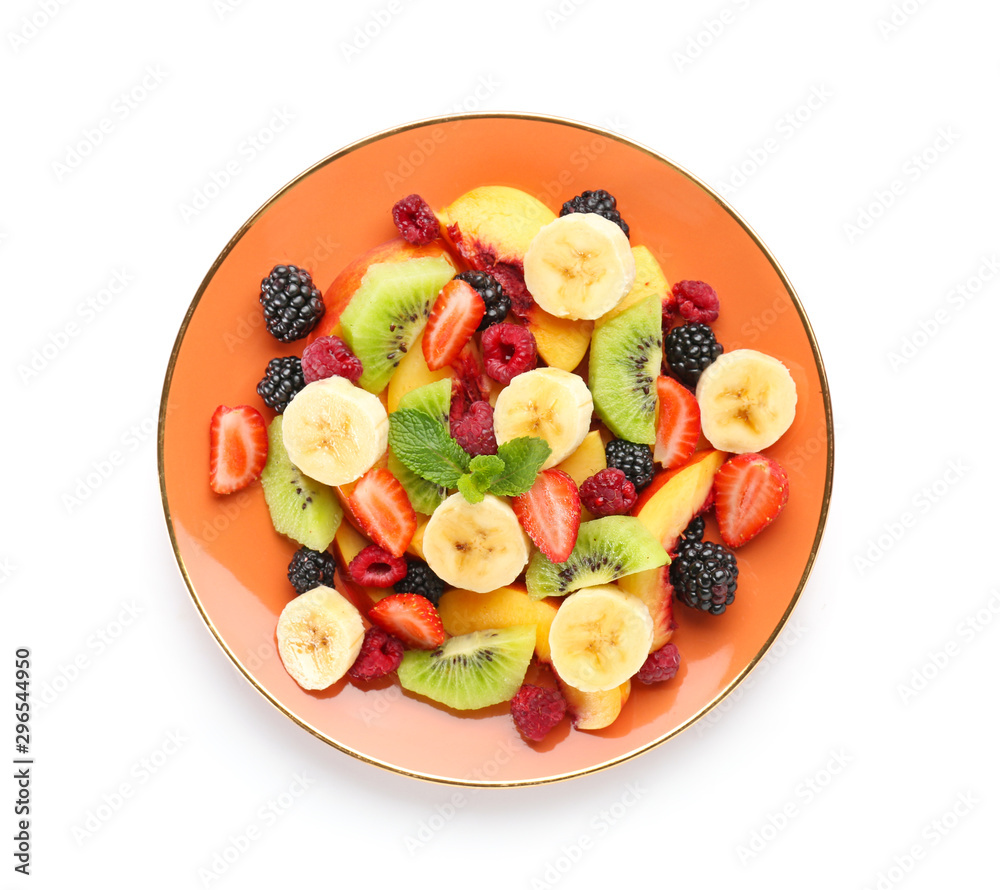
[[490, 438, 552, 497], [388, 409, 470, 488]]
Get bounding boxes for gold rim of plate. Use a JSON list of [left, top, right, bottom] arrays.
[[157, 111, 835, 787]]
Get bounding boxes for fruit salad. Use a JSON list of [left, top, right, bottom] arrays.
[[206, 185, 797, 742]]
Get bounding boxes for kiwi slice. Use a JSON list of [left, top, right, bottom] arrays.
[[397, 626, 535, 710], [339, 256, 456, 394], [589, 294, 662, 445], [525, 516, 668, 599], [388, 449, 445, 515], [397, 377, 451, 427], [260, 416, 343, 551]]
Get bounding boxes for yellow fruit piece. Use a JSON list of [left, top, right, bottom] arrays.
[[559, 679, 631, 731], [527, 305, 594, 372], [554, 430, 606, 487], [437, 186, 556, 260], [597, 245, 669, 324], [407, 517, 428, 560], [437, 585, 559, 662], [387, 330, 452, 412]]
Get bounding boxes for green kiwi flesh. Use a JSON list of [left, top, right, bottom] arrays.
[[397, 626, 535, 710], [588, 294, 662, 445], [339, 256, 455, 393], [525, 516, 668, 599], [260, 416, 343, 551]]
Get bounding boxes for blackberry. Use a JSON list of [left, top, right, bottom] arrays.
[[257, 356, 305, 413], [456, 270, 510, 330], [560, 189, 630, 239], [664, 323, 723, 387], [670, 538, 738, 616], [394, 559, 446, 606], [287, 547, 336, 595], [259, 265, 325, 342], [681, 515, 705, 543], [605, 439, 654, 491]]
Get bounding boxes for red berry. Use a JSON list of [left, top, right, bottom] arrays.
[[369, 593, 446, 650], [713, 453, 790, 548], [636, 643, 680, 684], [672, 280, 720, 324], [449, 342, 491, 427], [512, 469, 581, 563], [301, 335, 363, 384], [579, 468, 637, 517], [348, 627, 405, 681], [422, 279, 485, 371], [209, 405, 268, 495], [481, 323, 537, 384], [653, 376, 701, 470], [510, 684, 567, 741], [392, 194, 440, 246], [347, 544, 408, 587], [348, 468, 417, 558], [451, 400, 498, 457]]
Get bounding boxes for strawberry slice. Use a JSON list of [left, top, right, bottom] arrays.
[[422, 279, 485, 371], [512, 469, 581, 563], [209, 405, 268, 495], [713, 453, 790, 548], [653, 376, 701, 470], [369, 593, 446, 649], [348, 467, 417, 558]]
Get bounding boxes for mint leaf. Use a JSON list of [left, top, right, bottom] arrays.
[[490, 437, 552, 497], [456, 454, 506, 504], [388, 409, 470, 487], [468, 454, 505, 488], [457, 473, 487, 504]]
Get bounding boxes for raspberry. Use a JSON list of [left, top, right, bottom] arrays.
[[287, 547, 336, 595], [636, 643, 681, 684], [394, 559, 446, 605], [259, 265, 325, 342], [579, 468, 637, 516], [510, 684, 567, 742], [301, 335, 363, 384], [392, 194, 440, 246], [348, 545, 407, 587], [257, 356, 305, 413], [451, 400, 498, 457], [348, 626, 405, 681], [481, 323, 537, 384], [672, 280, 720, 324]]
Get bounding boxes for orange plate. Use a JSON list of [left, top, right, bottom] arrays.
[[158, 113, 833, 786]]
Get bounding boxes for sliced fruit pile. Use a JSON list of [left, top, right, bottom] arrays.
[[207, 185, 797, 742]]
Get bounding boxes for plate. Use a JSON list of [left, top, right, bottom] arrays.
[[158, 113, 833, 786]]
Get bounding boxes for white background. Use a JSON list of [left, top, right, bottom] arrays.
[[2, 0, 998, 887]]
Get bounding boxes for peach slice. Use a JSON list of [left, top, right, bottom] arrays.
[[597, 245, 670, 324], [386, 330, 452, 412], [618, 449, 726, 649], [524, 304, 593, 372], [436, 584, 559, 663], [558, 678, 631, 731], [554, 430, 606, 487], [437, 186, 555, 318]]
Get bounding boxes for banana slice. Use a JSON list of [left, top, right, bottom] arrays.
[[695, 349, 797, 453], [548, 585, 654, 693], [523, 213, 635, 320], [492, 367, 593, 469], [282, 376, 389, 486], [276, 585, 365, 690], [422, 493, 531, 593]]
